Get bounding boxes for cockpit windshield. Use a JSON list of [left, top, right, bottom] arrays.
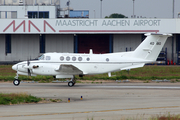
[[34, 55, 44, 60], [38, 55, 45, 60], [33, 54, 45, 60]]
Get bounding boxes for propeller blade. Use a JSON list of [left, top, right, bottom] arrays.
[[28, 69, 31, 76], [27, 59, 30, 66], [27, 58, 31, 76]]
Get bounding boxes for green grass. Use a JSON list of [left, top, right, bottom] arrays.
[[76, 65, 180, 80], [149, 112, 180, 120], [1, 65, 180, 81], [0, 93, 42, 105]]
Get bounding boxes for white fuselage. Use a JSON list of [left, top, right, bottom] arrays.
[[12, 52, 152, 77]]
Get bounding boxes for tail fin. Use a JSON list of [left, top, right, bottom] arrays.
[[132, 33, 172, 61]]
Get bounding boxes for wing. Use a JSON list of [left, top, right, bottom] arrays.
[[55, 64, 83, 75]]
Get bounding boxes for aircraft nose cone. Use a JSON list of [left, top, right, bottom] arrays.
[[12, 64, 17, 71]]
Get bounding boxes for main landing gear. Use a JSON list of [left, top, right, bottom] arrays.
[[13, 73, 20, 86], [68, 76, 76, 87]]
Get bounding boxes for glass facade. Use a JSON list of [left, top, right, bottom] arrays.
[[28, 11, 49, 18]]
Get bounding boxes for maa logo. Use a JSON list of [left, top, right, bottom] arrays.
[[3, 20, 25, 32], [3, 20, 56, 32]]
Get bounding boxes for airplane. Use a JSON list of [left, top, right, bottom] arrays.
[[12, 33, 172, 87]]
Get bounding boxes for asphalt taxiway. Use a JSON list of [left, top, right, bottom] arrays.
[[0, 82, 180, 120]]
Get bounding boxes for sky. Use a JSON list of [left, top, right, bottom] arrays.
[[60, 0, 180, 19]]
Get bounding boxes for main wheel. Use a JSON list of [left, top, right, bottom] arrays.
[[68, 81, 74, 87], [13, 79, 20, 86]]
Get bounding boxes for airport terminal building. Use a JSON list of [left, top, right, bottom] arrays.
[[0, 1, 180, 65]]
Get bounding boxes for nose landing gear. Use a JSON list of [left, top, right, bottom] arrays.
[[13, 73, 20, 86]]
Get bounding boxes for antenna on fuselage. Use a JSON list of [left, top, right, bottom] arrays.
[[89, 49, 93, 54]]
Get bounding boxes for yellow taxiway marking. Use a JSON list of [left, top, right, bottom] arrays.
[[0, 106, 180, 118]]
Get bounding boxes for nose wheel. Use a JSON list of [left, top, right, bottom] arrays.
[[13, 79, 20, 86]]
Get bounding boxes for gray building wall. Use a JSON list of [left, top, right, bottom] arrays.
[[163, 37, 175, 62], [0, 35, 5, 61], [46, 34, 74, 53], [0, 33, 176, 63], [11, 34, 39, 61], [113, 34, 142, 52], [173, 35, 177, 63]]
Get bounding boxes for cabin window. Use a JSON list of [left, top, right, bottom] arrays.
[[86, 57, 90, 61], [78, 57, 82, 61], [72, 57, 76, 61], [60, 56, 64, 61], [106, 58, 109, 62], [46, 56, 51, 60], [66, 56, 70, 61]]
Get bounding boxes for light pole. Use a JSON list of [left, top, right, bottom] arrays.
[[100, 0, 102, 18], [24, 0, 27, 18], [173, 0, 175, 18], [132, 0, 135, 18], [67, 0, 70, 17], [94, 10, 96, 18]]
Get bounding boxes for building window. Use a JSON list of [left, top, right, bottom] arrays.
[[28, 11, 49, 18], [5, 11, 7, 18], [44, 12, 49, 18], [40, 34, 45, 53], [0, 11, 17, 19], [28, 12, 37, 18], [1, 12, 5, 18], [5, 34, 11, 55], [11, 11, 17, 18]]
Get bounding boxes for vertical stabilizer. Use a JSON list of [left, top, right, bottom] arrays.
[[132, 33, 172, 61]]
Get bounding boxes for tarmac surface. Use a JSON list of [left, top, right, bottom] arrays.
[[0, 82, 180, 120]]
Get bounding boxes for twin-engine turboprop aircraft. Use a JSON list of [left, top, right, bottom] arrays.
[[12, 33, 172, 87]]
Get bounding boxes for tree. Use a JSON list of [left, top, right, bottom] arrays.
[[105, 13, 128, 18]]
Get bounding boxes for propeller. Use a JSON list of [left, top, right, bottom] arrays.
[[27, 59, 31, 76]]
